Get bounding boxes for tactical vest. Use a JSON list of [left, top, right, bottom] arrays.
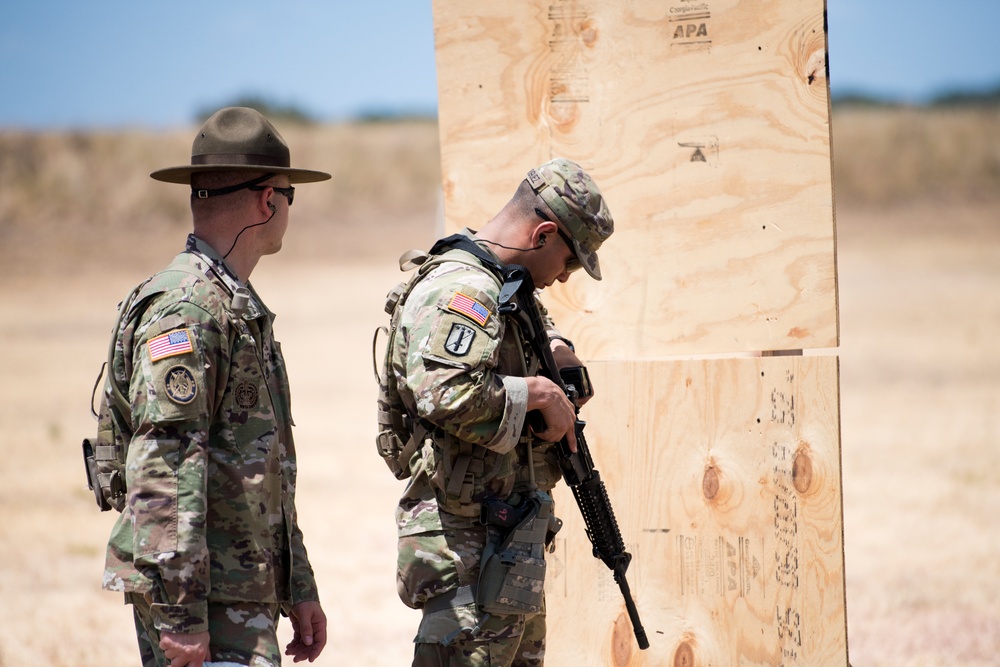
[[374, 235, 508, 482]]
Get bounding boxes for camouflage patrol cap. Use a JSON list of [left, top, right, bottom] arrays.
[[526, 158, 613, 280]]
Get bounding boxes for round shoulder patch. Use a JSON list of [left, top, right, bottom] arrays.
[[164, 366, 198, 405]]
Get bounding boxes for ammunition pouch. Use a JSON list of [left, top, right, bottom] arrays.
[[81, 426, 128, 512], [82, 438, 111, 511], [375, 414, 426, 481], [83, 361, 131, 513]]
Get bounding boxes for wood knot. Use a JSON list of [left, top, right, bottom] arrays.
[[793, 447, 813, 493], [673, 640, 696, 667], [702, 466, 720, 500], [580, 19, 598, 47], [611, 610, 634, 665]]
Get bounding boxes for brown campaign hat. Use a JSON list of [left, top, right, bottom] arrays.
[[150, 107, 331, 184], [527, 158, 614, 280]]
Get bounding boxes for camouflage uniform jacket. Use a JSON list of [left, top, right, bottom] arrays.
[[393, 232, 564, 569], [103, 234, 318, 634]]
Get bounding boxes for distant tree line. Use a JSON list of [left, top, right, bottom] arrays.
[[194, 95, 437, 125], [832, 83, 1000, 108]]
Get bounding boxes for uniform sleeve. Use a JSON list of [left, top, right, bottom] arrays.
[[125, 297, 228, 634], [287, 516, 319, 605], [396, 264, 527, 454]]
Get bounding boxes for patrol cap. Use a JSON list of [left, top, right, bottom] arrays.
[[526, 158, 613, 280], [150, 106, 331, 184]]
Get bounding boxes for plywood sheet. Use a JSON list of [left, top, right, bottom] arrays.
[[432, 0, 837, 356], [545, 356, 846, 666]]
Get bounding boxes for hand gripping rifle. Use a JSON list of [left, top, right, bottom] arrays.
[[498, 265, 649, 650]]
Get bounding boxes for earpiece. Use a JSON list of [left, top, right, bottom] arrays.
[[538, 236, 546, 247], [267, 202, 276, 212]]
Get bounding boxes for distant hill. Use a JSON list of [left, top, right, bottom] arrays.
[[1, 107, 997, 272]]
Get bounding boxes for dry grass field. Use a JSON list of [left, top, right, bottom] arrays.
[[0, 108, 998, 666]]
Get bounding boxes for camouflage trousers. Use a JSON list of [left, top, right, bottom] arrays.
[[126, 592, 282, 667], [399, 517, 547, 666], [412, 606, 546, 667]]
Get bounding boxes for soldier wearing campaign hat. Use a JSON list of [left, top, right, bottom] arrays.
[[94, 107, 330, 667], [379, 157, 614, 666]]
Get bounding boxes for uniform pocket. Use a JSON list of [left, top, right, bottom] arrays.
[[396, 523, 486, 610], [128, 438, 179, 557]]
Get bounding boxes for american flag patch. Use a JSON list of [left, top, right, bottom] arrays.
[[448, 292, 491, 327], [147, 329, 194, 362]]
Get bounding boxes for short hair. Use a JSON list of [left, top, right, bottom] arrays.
[[509, 178, 542, 220], [190, 171, 268, 215]]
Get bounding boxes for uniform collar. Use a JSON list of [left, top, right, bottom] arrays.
[[185, 234, 269, 321]]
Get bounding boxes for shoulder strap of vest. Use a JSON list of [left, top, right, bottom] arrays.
[[102, 281, 147, 431], [427, 233, 506, 282]]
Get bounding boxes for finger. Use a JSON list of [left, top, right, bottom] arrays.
[[296, 608, 316, 646], [310, 622, 328, 658], [565, 427, 578, 453], [169, 650, 199, 667], [287, 642, 315, 664]]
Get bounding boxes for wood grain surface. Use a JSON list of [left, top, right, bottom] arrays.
[[433, 0, 837, 357], [547, 356, 846, 666]]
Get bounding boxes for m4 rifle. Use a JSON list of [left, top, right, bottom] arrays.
[[498, 265, 649, 651]]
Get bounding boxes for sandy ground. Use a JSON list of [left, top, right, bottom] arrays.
[[0, 200, 998, 666]]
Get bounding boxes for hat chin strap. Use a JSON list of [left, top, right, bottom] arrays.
[[192, 173, 273, 200]]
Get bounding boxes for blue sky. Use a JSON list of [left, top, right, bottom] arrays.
[[1, 0, 999, 130]]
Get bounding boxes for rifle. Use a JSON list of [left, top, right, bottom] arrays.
[[497, 265, 649, 651]]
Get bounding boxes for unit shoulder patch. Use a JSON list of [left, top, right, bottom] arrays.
[[163, 366, 198, 405], [443, 322, 477, 357], [424, 313, 492, 369]]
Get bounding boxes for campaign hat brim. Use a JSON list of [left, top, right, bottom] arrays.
[[150, 164, 331, 184]]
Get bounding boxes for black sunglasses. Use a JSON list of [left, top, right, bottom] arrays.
[[535, 207, 582, 272], [249, 184, 295, 206]]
